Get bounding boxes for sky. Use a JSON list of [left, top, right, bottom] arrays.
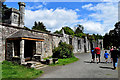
[[4, 0, 119, 35]]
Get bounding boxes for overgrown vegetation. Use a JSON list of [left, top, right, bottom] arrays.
[[50, 57, 79, 66], [43, 56, 52, 60], [75, 24, 84, 34], [54, 25, 103, 40], [2, 61, 43, 78], [62, 27, 75, 35], [52, 42, 74, 59], [32, 21, 50, 32]]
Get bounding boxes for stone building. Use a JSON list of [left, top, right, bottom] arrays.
[[0, 2, 103, 64]]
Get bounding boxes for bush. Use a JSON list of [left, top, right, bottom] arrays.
[[52, 42, 74, 59]]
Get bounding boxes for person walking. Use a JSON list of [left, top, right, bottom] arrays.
[[111, 47, 119, 70], [118, 48, 120, 58], [109, 46, 114, 63], [91, 48, 95, 62], [95, 47, 101, 63], [104, 51, 109, 63]]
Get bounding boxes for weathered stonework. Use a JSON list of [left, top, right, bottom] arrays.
[[20, 40, 25, 64], [0, 2, 104, 64], [0, 25, 3, 61], [98, 39, 103, 50], [0, 23, 104, 63]]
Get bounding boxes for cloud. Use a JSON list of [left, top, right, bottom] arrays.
[[75, 9, 80, 11], [25, 2, 118, 35], [82, 3, 93, 9], [26, 5, 43, 10], [81, 2, 118, 35], [42, 2, 47, 5], [81, 21, 104, 34], [25, 8, 80, 32]]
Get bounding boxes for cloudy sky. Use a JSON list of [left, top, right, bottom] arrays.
[[4, 0, 118, 35]]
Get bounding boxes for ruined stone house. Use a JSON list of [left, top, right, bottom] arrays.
[[0, 2, 103, 64]]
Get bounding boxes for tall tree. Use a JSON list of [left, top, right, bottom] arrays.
[[75, 24, 84, 34], [103, 33, 111, 49], [32, 21, 49, 32]]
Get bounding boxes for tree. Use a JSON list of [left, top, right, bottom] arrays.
[[103, 33, 111, 49], [54, 30, 62, 34], [62, 26, 74, 35], [32, 21, 49, 32], [75, 24, 84, 34]]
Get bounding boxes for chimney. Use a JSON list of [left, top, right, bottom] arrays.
[[18, 2, 25, 27]]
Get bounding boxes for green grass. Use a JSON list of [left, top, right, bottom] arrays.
[[43, 56, 52, 60], [0, 62, 2, 79], [2, 61, 43, 78], [50, 57, 79, 66]]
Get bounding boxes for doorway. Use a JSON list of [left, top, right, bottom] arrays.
[[24, 40, 36, 61]]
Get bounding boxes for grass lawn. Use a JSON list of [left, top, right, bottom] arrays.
[[2, 61, 43, 78], [0, 62, 2, 79], [50, 57, 79, 66]]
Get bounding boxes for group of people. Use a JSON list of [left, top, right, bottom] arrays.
[[91, 46, 120, 70]]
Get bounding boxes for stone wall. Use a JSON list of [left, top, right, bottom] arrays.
[[98, 39, 103, 50], [42, 34, 52, 58], [0, 24, 62, 61], [61, 32, 91, 53], [72, 37, 78, 53], [0, 24, 20, 61], [85, 38, 91, 52], [6, 40, 13, 61], [52, 36, 61, 48], [36, 42, 42, 55], [0, 24, 103, 62], [0, 25, 3, 61]]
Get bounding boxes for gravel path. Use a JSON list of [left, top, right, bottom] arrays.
[[37, 50, 118, 78]]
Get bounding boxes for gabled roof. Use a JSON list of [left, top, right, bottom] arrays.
[[7, 30, 44, 41]]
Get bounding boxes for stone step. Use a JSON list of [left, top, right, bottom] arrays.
[[35, 65, 48, 69], [26, 61, 48, 69], [35, 62, 42, 65], [34, 64, 45, 68]]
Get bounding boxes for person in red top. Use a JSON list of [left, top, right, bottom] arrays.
[[95, 47, 101, 63]]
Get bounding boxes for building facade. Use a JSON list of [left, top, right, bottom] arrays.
[[0, 2, 103, 64]]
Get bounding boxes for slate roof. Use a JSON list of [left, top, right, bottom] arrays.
[[8, 30, 44, 40]]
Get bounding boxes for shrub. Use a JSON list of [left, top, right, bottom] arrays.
[[52, 42, 74, 59]]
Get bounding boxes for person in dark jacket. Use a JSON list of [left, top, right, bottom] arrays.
[[91, 48, 95, 62], [118, 48, 120, 58], [111, 47, 119, 70]]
